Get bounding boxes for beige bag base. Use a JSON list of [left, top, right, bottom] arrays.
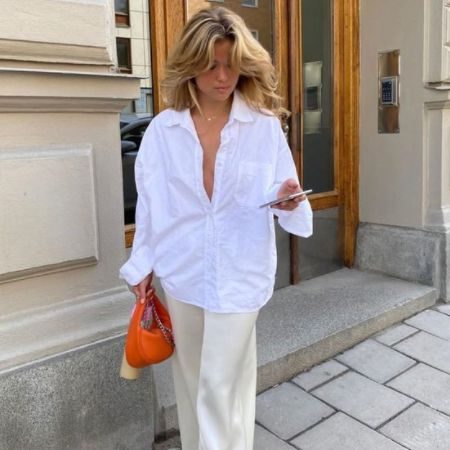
[[119, 350, 141, 380]]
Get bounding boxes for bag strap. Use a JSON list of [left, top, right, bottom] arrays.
[[147, 291, 175, 348]]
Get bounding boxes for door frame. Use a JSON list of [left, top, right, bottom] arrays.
[[279, 0, 360, 281], [335, 0, 359, 267]]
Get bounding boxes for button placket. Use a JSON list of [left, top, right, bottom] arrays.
[[204, 211, 217, 310], [212, 127, 234, 211]]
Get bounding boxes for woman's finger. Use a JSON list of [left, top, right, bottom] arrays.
[[138, 284, 147, 303], [275, 199, 300, 211]]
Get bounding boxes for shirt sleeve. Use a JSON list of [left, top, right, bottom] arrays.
[[264, 122, 313, 238], [119, 133, 155, 286]]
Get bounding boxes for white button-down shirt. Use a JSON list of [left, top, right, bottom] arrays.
[[119, 92, 313, 313]]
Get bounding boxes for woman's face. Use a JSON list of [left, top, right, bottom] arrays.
[[194, 39, 239, 106]]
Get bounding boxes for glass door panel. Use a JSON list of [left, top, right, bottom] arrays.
[[188, 1, 273, 55], [302, 0, 334, 193], [298, 0, 343, 279]]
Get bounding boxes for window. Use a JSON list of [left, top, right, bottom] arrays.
[[115, 0, 129, 26], [116, 38, 132, 73], [135, 88, 154, 115], [116, 7, 153, 232], [242, 0, 258, 7]]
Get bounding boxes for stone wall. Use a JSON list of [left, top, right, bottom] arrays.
[[358, 0, 450, 301], [0, 337, 154, 450], [0, 1, 151, 447]]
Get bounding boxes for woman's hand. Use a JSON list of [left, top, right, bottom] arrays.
[[131, 273, 153, 304], [271, 178, 306, 211]]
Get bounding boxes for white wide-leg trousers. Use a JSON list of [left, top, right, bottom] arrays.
[[165, 293, 258, 450]]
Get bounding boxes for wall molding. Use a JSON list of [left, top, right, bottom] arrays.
[[0, 145, 99, 283], [0, 38, 112, 67], [0, 68, 140, 112], [426, 0, 450, 82], [424, 107, 450, 232], [0, 0, 115, 68], [0, 96, 134, 113], [424, 97, 450, 109], [0, 286, 133, 374]]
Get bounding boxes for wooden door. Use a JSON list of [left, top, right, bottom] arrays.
[[147, 0, 359, 285]]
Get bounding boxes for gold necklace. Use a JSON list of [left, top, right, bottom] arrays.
[[202, 110, 228, 122]]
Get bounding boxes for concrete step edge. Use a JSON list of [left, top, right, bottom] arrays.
[[256, 288, 437, 392]]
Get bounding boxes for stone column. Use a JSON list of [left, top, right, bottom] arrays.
[[0, 1, 154, 448], [423, 0, 450, 302]]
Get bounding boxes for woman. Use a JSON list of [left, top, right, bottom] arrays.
[[120, 6, 312, 450]]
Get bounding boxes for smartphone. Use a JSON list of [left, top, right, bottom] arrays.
[[259, 189, 313, 208]]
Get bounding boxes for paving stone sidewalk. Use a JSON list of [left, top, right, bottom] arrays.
[[255, 302, 450, 450], [159, 303, 450, 449]]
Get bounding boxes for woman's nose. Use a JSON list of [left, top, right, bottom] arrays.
[[216, 65, 228, 81]]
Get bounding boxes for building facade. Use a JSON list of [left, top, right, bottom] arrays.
[[0, 0, 449, 448]]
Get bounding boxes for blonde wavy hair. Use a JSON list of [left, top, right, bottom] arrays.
[[161, 6, 284, 117]]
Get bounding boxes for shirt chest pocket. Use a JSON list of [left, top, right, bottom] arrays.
[[235, 162, 272, 208]]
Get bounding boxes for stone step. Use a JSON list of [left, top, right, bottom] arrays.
[[152, 268, 438, 437]]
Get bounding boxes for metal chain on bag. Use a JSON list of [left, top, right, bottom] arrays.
[[140, 289, 175, 348], [149, 299, 175, 348]]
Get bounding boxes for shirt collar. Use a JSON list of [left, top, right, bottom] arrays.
[[165, 90, 255, 128], [167, 108, 192, 130], [228, 91, 255, 123]]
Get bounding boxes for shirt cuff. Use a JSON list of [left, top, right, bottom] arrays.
[[276, 200, 313, 237], [119, 249, 154, 287], [263, 184, 313, 237]]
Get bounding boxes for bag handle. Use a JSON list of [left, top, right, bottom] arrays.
[[144, 290, 175, 349]]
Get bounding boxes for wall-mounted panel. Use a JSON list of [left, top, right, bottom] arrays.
[[0, 145, 99, 282]]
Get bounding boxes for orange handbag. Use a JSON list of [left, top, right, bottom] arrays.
[[125, 288, 175, 368]]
